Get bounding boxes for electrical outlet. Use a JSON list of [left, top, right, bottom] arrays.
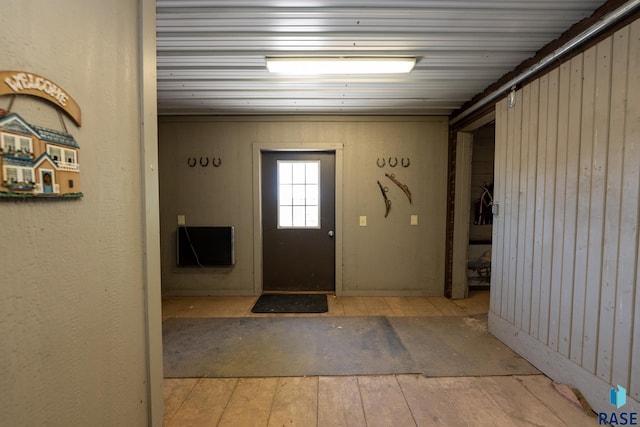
[[410, 215, 418, 225], [177, 214, 186, 225], [359, 216, 367, 227]]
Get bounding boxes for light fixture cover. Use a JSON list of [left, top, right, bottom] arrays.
[[266, 57, 416, 75]]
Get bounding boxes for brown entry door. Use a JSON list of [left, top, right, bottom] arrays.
[[262, 151, 336, 292]]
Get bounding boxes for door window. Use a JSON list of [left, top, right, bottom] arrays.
[[277, 160, 320, 228]]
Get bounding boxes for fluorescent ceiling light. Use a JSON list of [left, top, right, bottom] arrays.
[[266, 57, 416, 75]]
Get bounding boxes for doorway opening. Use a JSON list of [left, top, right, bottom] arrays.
[[451, 114, 496, 299], [467, 123, 495, 292]]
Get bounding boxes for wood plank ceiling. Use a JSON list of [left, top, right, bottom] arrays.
[[156, 0, 606, 116]]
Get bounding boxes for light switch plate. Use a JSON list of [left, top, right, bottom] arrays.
[[410, 214, 418, 225], [177, 214, 186, 225], [359, 216, 367, 227]]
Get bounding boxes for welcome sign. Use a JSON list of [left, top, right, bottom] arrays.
[[0, 71, 81, 127], [0, 70, 83, 199]]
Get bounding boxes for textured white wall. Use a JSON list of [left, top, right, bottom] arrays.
[[0, 1, 149, 425]]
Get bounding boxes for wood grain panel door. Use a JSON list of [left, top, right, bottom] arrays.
[[261, 151, 335, 292]]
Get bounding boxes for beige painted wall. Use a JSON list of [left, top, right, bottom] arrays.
[[489, 19, 640, 413], [1, 1, 151, 424], [159, 116, 448, 296]]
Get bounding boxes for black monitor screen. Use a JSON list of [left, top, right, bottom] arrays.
[[176, 226, 235, 266]]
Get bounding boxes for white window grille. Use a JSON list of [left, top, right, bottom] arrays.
[[277, 161, 320, 228]]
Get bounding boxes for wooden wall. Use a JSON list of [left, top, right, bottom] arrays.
[[158, 116, 448, 296], [489, 19, 640, 413]]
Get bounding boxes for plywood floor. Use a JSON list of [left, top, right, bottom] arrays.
[[163, 291, 597, 426]]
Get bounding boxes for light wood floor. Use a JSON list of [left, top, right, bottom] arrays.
[[163, 291, 597, 426]]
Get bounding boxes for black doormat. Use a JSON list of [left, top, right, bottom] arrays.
[[251, 294, 328, 313]]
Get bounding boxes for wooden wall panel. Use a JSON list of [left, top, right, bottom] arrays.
[[596, 26, 628, 383], [529, 74, 548, 340], [515, 86, 530, 331], [506, 90, 523, 325], [159, 116, 448, 297], [628, 18, 640, 403], [580, 37, 612, 375], [612, 20, 640, 398], [491, 19, 640, 410], [490, 100, 508, 316], [558, 55, 583, 358], [570, 45, 595, 367], [522, 80, 539, 335], [499, 96, 513, 319], [549, 62, 570, 352], [539, 68, 559, 346]]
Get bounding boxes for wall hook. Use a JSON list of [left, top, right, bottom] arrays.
[[187, 157, 197, 167], [401, 157, 410, 168], [376, 158, 386, 168], [199, 156, 209, 167], [388, 157, 398, 167], [212, 157, 222, 167]]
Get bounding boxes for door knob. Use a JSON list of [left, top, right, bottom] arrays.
[[328, 230, 334, 238]]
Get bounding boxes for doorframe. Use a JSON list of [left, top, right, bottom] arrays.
[[451, 132, 473, 299], [141, 0, 163, 424], [450, 112, 495, 299], [252, 142, 344, 296]]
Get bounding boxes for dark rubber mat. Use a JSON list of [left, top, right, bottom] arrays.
[[251, 294, 328, 313], [163, 316, 419, 378], [389, 315, 539, 377], [162, 314, 539, 378]]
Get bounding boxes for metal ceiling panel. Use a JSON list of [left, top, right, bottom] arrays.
[[156, 0, 606, 115]]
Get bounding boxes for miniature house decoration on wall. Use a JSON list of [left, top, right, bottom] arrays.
[[0, 71, 82, 199]]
